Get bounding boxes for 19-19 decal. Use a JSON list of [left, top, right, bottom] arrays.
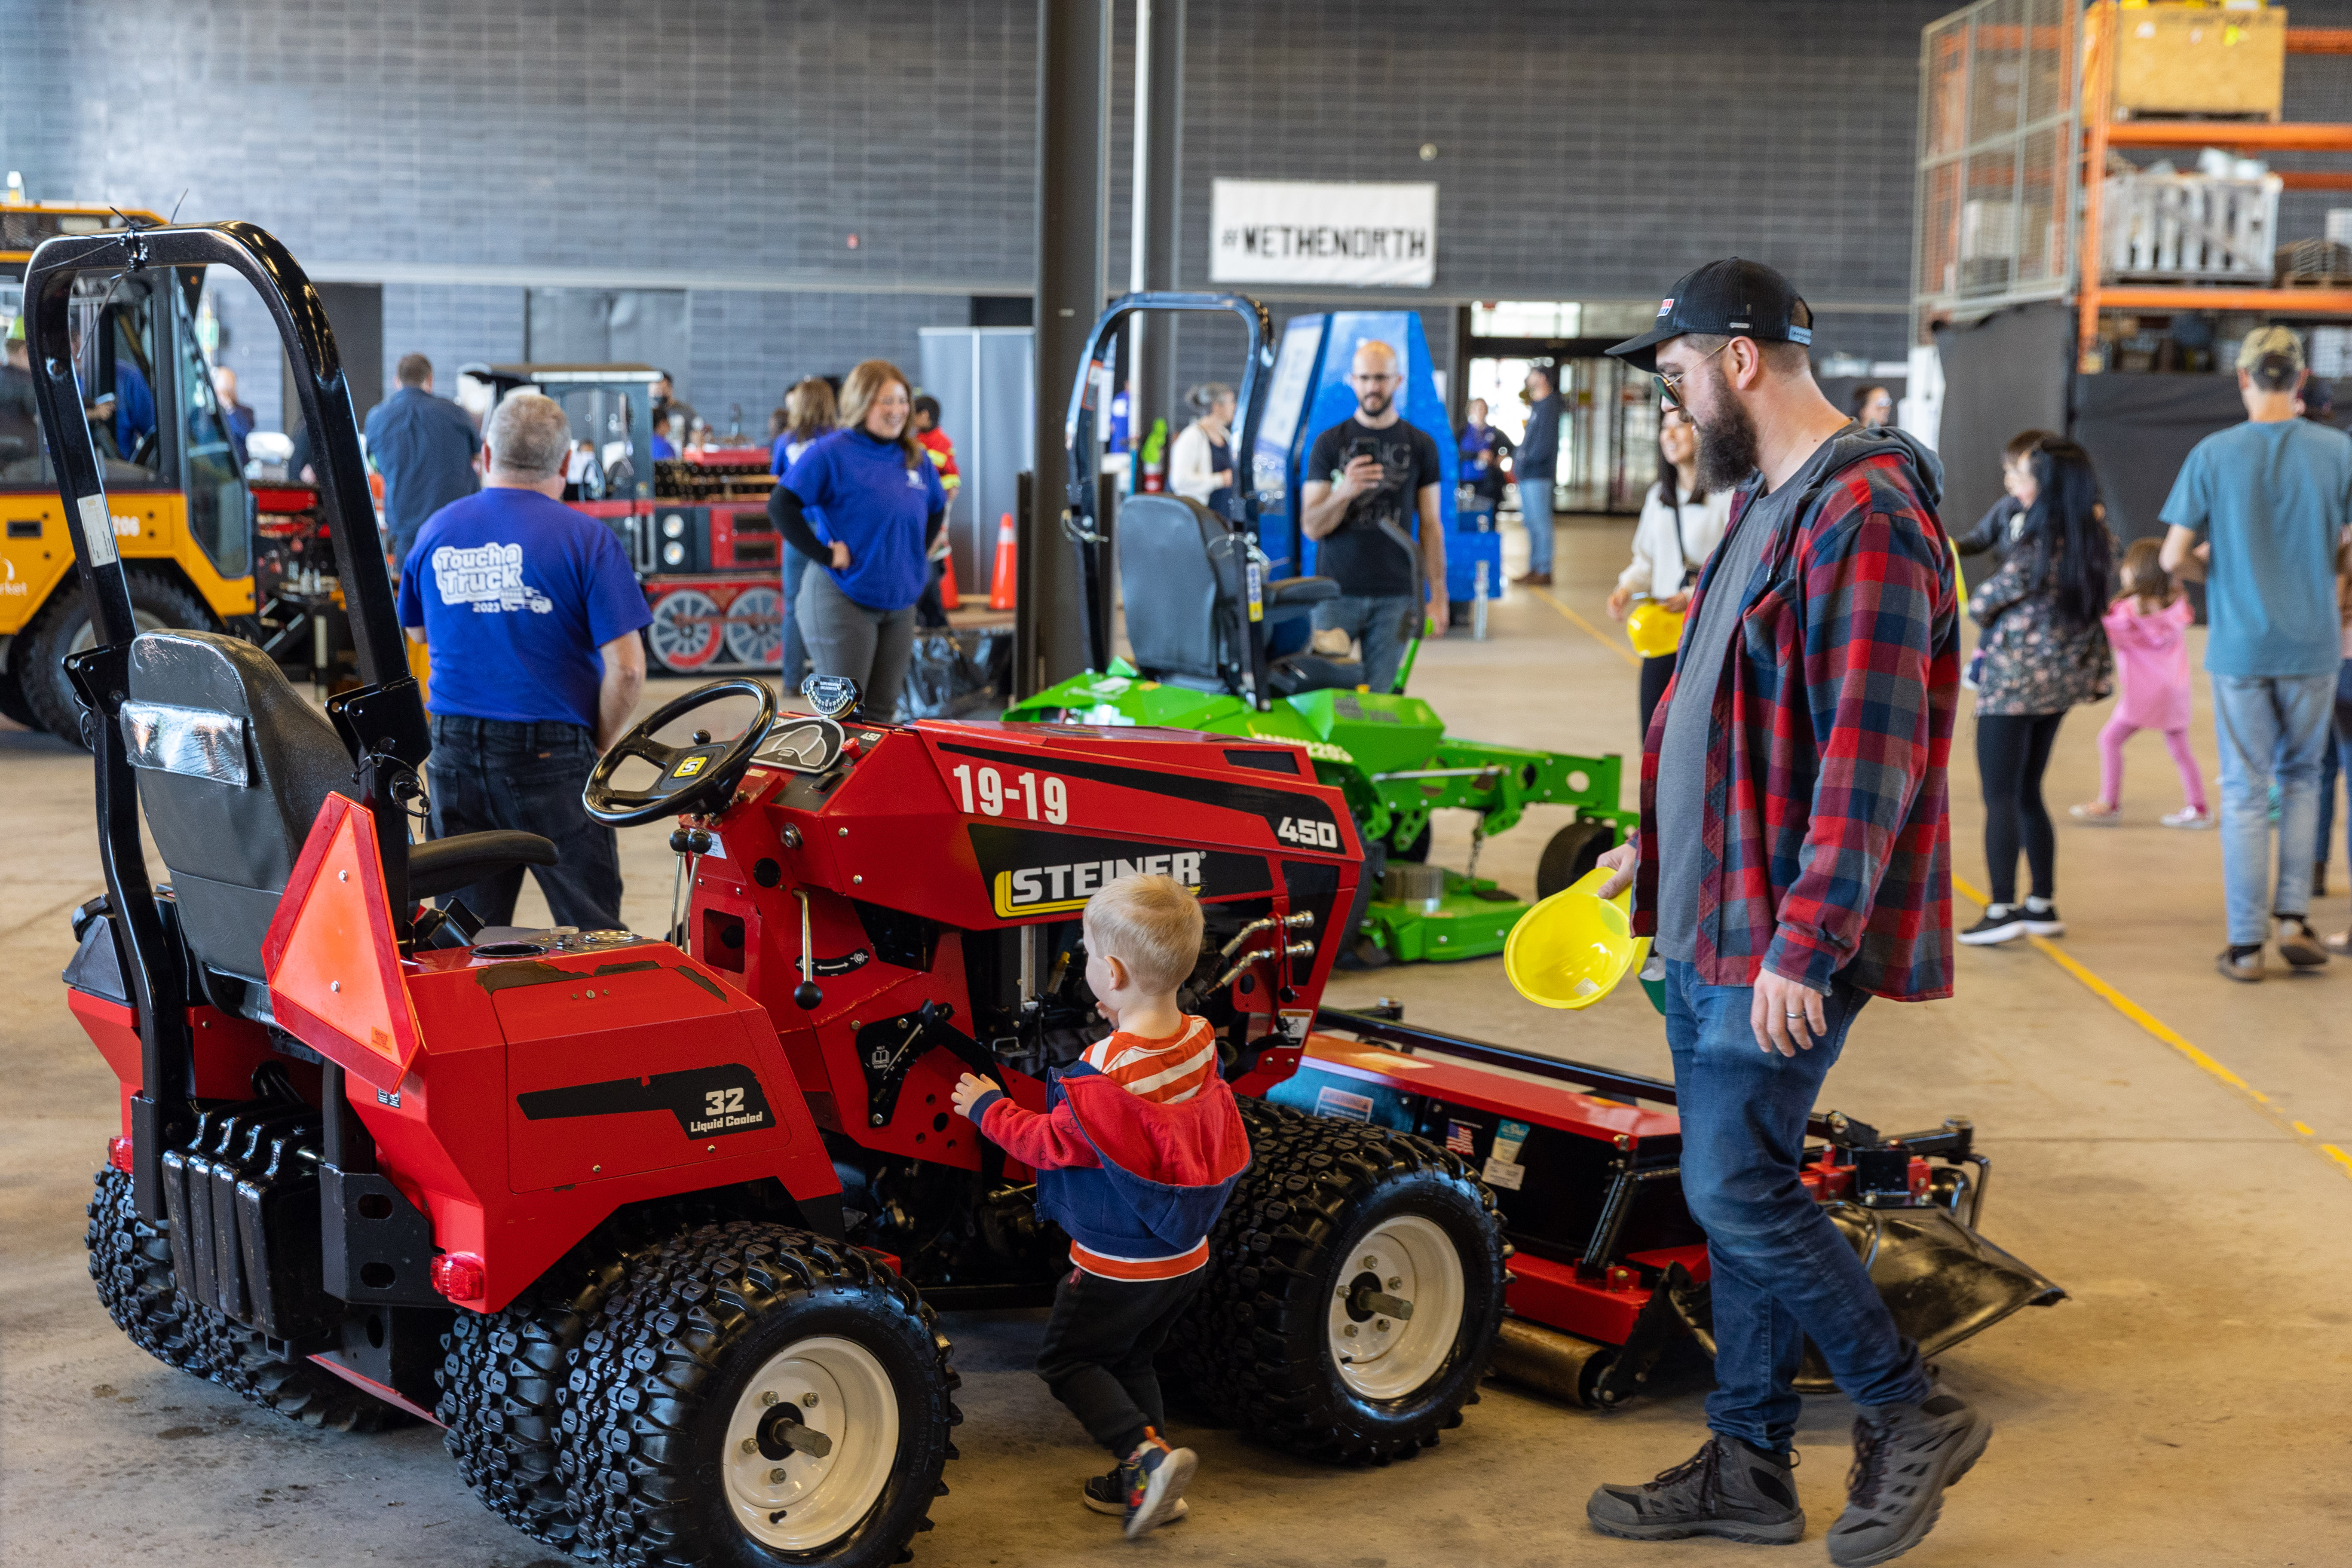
[[952, 763, 1068, 823]]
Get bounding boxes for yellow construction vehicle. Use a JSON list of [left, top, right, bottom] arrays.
[[1, 196, 253, 738]]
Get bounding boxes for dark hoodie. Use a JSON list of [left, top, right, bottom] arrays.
[[1635, 424, 1962, 1001]]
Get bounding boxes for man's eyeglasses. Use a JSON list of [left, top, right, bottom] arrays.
[[1655, 340, 1730, 410], [1350, 372, 1400, 385]]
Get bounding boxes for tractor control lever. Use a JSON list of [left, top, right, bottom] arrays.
[[792, 890, 821, 1010], [666, 827, 713, 957]]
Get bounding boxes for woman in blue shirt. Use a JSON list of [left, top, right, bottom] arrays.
[[771, 361, 943, 718]]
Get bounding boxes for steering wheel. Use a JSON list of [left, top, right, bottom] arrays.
[[582, 677, 778, 827]]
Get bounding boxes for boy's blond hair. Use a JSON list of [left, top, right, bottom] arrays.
[[1082, 874, 1204, 996]]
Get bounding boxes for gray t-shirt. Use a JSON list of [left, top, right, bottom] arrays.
[[1651, 431, 1852, 962]]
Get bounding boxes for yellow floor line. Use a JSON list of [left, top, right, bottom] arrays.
[[1527, 585, 1642, 669], [1532, 575, 2348, 1182], [1952, 873, 2350, 1182]]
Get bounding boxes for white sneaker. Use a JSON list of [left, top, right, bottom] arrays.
[[2161, 807, 2213, 829], [2069, 801, 2121, 824]]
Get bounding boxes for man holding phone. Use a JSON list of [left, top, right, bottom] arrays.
[[1300, 340, 1447, 692]]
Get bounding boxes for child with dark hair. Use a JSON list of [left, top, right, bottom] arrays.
[[1953, 429, 2057, 560], [2072, 538, 2210, 828]]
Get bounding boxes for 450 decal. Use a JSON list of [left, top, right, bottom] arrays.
[[1276, 815, 1342, 849]]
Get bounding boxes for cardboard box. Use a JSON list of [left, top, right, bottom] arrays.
[[2112, 3, 2286, 120]]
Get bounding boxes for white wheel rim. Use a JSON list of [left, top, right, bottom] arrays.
[[722, 1335, 899, 1552], [70, 607, 166, 655], [650, 589, 722, 668], [724, 587, 784, 667], [1326, 1214, 1466, 1401]]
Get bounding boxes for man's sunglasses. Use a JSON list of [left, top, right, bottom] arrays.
[[1654, 340, 1731, 410]]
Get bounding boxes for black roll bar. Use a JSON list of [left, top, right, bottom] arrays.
[[27, 221, 424, 1216], [1059, 291, 1275, 676]]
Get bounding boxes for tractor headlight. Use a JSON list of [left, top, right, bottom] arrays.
[[662, 541, 687, 567], [662, 513, 687, 539]]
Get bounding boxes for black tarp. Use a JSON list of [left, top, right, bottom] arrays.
[[1932, 302, 2073, 542], [2070, 373, 2251, 548], [896, 625, 1015, 722]]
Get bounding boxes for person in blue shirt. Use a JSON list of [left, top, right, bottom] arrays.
[[766, 377, 840, 686], [212, 366, 257, 467], [2159, 326, 2349, 981], [366, 353, 483, 568], [769, 360, 943, 718], [1513, 365, 1561, 585], [651, 409, 678, 461], [397, 390, 649, 929]]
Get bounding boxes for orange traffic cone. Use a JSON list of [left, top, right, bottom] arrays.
[[937, 543, 961, 611], [988, 512, 1018, 611]]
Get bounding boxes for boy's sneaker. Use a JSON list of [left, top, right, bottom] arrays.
[[1586, 1433, 1806, 1545], [2160, 806, 2213, 829], [2019, 899, 2064, 937], [2275, 916, 2330, 970], [1119, 1429, 1196, 1539], [1825, 1392, 1991, 1567], [1957, 906, 2028, 946], [2067, 801, 2119, 824], [1084, 1464, 1186, 1522], [2217, 944, 2265, 983]]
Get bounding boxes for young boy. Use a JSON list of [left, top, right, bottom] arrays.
[[950, 873, 1250, 1540]]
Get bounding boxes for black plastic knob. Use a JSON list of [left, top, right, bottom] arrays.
[[793, 980, 823, 1011]]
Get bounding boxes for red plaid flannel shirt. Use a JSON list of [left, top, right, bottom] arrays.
[[1632, 433, 1960, 1001]]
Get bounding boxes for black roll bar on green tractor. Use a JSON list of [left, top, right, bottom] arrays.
[[25, 220, 424, 1217], [1060, 291, 1275, 680]]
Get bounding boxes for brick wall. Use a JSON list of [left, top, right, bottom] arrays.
[[19, 1, 2352, 440]]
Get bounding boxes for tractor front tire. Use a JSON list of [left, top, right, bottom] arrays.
[[560, 1222, 959, 1568], [1535, 818, 1618, 902], [438, 1248, 629, 1553], [86, 1165, 210, 1377], [1169, 1099, 1508, 1464]]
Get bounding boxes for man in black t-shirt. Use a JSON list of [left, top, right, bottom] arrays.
[[1300, 340, 1447, 692]]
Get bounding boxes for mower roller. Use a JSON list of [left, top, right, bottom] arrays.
[[1004, 291, 1634, 965], [40, 231, 2060, 1568]]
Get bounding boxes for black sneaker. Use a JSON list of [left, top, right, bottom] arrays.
[[1586, 1433, 1806, 1545], [1957, 906, 2028, 946], [1118, 1428, 1195, 1539], [1083, 1464, 1187, 1522], [2019, 902, 2063, 937], [2275, 916, 2330, 969], [1825, 1392, 1991, 1567]]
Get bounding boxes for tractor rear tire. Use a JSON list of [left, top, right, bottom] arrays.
[[0, 665, 40, 731], [194, 1311, 405, 1432], [18, 568, 218, 746], [1167, 1099, 1508, 1464], [437, 1247, 629, 1553], [86, 1165, 211, 1377], [1535, 818, 1617, 902], [559, 1222, 959, 1568]]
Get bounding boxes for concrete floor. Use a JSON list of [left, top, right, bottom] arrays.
[[3, 516, 2348, 1567]]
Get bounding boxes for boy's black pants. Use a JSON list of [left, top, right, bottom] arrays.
[[1035, 1265, 1204, 1458]]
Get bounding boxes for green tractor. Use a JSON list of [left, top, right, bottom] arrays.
[[1004, 291, 1632, 965]]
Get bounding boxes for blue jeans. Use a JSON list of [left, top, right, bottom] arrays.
[[1662, 959, 1928, 1452], [426, 716, 624, 930], [2212, 673, 2335, 946], [1312, 593, 1418, 694], [781, 545, 814, 687], [1516, 478, 1555, 573]]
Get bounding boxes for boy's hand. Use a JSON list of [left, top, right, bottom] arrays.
[[950, 1073, 1001, 1120]]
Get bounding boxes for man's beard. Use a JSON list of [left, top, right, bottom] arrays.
[[1692, 372, 1759, 491], [1357, 389, 1392, 418]]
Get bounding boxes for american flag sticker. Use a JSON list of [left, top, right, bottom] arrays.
[[1446, 1120, 1479, 1156]]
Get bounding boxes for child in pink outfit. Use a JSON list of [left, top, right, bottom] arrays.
[[2073, 539, 2210, 827]]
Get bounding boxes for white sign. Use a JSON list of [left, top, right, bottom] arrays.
[[1210, 180, 1436, 289]]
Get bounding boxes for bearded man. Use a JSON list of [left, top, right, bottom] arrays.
[[1585, 259, 1974, 1568]]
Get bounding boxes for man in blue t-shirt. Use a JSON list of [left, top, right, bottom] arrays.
[[398, 391, 650, 930], [368, 353, 483, 568], [2160, 326, 2350, 980]]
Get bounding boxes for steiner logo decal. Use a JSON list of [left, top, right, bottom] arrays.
[[970, 825, 1272, 917], [516, 1064, 775, 1138]]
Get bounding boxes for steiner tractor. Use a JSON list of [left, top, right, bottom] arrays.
[[1005, 294, 1635, 967], [43, 231, 2061, 1568]]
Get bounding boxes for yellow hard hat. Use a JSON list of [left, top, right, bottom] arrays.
[[1625, 600, 1684, 660], [1504, 867, 1652, 1011]]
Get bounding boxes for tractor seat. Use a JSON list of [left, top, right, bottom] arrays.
[[119, 630, 557, 1008], [1118, 493, 1351, 693]]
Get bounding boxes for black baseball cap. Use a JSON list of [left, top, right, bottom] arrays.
[[1605, 258, 1814, 374]]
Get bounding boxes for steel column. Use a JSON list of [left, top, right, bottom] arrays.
[[1136, 0, 1185, 435]]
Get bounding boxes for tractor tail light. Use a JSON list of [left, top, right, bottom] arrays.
[[107, 1136, 134, 1173], [430, 1253, 486, 1301]]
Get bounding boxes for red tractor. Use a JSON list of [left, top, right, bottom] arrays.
[[38, 229, 2058, 1568]]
